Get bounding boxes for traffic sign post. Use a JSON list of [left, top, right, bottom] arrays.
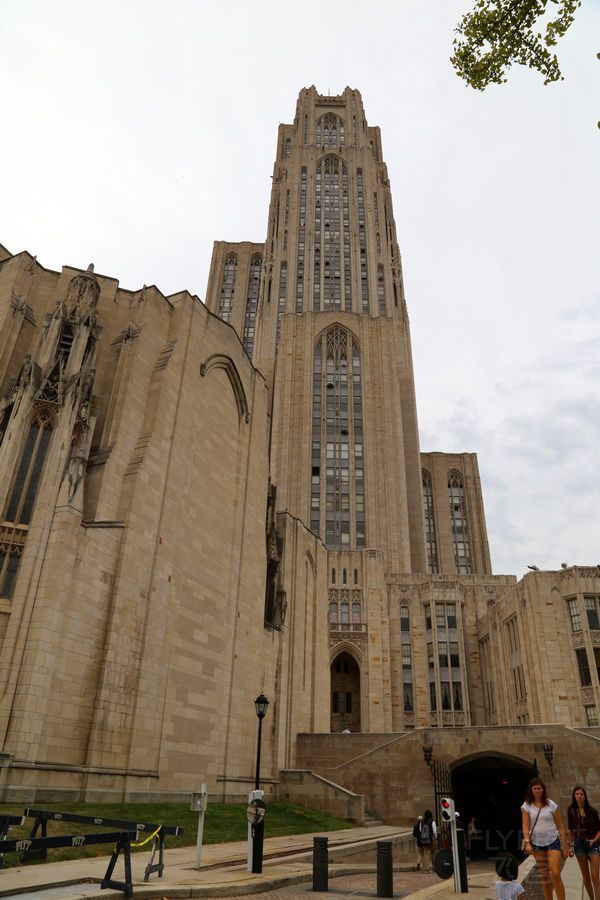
[[246, 790, 266, 873], [440, 798, 463, 893], [191, 784, 207, 868]]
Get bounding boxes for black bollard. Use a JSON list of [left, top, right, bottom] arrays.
[[376, 840, 393, 898], [455, 827, 468, 893], [251, 819, 264, 874], [313, 836, 329, 891]]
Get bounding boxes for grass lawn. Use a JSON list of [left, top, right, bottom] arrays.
[[0, 800, 353, 868]]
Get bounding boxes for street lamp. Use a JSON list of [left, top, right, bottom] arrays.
[[249, 693, 269, 875], [543, 743, 554, 777], [254, 693, 269, 789]]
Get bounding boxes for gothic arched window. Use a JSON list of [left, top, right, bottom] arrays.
[[218, 253, 237, 323], [5, 412, 53, 525], [422, 470, 439, 574], [448, 471, 471, 574], [242, 254, 262, 357], [316, 113, 345, 148], [311, 326, 365, 548], [313, 155, 351, 312], [1, 411, 53, 599]]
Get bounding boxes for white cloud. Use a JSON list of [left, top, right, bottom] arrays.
[[1, 0, 598, 575]]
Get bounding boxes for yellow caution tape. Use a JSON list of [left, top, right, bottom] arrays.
[[131, 826, 162, 848]]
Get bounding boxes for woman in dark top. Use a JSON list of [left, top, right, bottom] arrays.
[[567, 785, 600, 900]]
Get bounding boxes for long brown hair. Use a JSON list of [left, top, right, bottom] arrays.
[[524, 777, 548, 805], [568, 785, 596, 817]]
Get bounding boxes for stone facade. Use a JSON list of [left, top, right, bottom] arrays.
[[0, 86, 598, 804]]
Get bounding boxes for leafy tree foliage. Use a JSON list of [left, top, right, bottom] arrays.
[[452, 0, 582, 89]]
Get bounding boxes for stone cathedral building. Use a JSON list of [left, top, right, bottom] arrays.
[[0, 87, 598, 814]]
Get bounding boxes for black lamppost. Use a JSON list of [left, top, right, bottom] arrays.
[[251, 693, 269, 874], [254, 693, 269, 789]]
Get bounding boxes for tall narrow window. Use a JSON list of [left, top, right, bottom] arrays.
[[1, 412, 53, 599], [377, 265, 386, 316], [448, 471, 471, 574], [313, 155, 350, 312], [357, 170, 369, 312], [296, 169, 306, 313], [277, 262, 287, 343], [311, 326, 365, 547], [242, 254, 262, 357], [422, 471, 439, 574], [576, 648, 592, 686], [585, 596, 600, 630], [567, 598, 582, 632], [400, 606, 410, 632], [218, 253, 237, 323]]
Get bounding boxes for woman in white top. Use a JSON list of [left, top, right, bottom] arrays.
[[521, 777, 568, 900]]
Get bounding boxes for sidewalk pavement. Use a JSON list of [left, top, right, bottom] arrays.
[[0, 827, 587, 900]]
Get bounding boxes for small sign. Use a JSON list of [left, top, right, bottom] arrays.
[[191, 792, 207, 812], [246, 799, 266, 825]]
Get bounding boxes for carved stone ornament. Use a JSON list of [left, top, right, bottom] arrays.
[[572, 633, 585, 648], [581, 688, 594, 702]]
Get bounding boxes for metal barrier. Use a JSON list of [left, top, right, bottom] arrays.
[[0, 815, 25, 868], [22, 808, 184, 883], [0, 830, 137, 897]]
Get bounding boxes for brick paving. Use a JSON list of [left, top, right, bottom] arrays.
[[209, 868, 441, 899]]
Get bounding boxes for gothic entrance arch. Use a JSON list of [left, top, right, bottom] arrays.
[[330, 651, 360, 733], [451, 752, 537, 858]]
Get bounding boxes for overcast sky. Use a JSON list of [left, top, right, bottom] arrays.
[[2, 0, 598, 576]]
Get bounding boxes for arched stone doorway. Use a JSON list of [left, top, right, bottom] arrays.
[[451, 753, 537, 857], [330, 651, 361, 733]]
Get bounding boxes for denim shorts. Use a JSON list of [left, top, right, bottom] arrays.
[[532, 836, 562, 852], [575, 837, 600, 858]]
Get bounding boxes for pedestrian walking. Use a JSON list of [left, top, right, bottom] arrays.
[[567, 784, 600, 900], [521, 777, 568, 900], [413, 809, 437, 873]]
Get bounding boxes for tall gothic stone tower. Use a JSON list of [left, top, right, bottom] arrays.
[[206, 86, 493, 733]]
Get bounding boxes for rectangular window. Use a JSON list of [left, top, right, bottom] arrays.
[[595, 647, 600, 683], [436, 604, 446, 629], [585, 705, 599, 726], [567, 598, 582, 632], [400, 606, 410, 632], [449, 642, 460, 668], [441, 681, 451, 710], [585, 596, 600, 630], [576, 648, 592, 686], [402, 644, 411, 670], [453, 682, 463, 711], [438, 641, 448, 668], [403, 682, 413, 712], [427, 642, 434, 669], [429, 681, 437, 711], [446, 604, 457, 629], [424, 604, 431, 631]]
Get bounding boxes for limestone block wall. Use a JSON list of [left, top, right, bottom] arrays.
[[478, 568, 600, 728], [296, 725, 600, 826], [420, 452, 492, 576], [0, 251, 329, 801]]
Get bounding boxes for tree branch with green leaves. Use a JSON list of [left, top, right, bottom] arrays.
[[451, 0, 582, 90]]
